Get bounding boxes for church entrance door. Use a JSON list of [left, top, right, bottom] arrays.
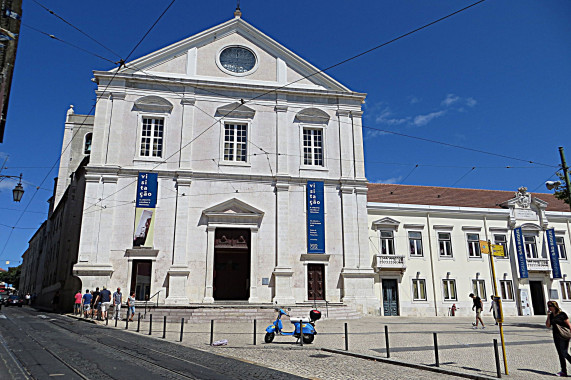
[[213, 228, 251, 300]]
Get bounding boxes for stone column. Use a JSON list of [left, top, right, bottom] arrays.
[[180, 96, 196, 170], [203, 226, 216, 303], [273, 182, 295, 304], [351, 111, 366, 180], [77, 173, 102, 263], [340, 185, 357, 268], [106, 92, 127, 165], [96, 174, 118, 264], [90, 91, 111, 165], [248, 227, 260, 303], [337, 110, 354, 179], [275, 103, 288, 175]]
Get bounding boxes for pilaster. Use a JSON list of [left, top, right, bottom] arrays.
[[273, 181, 295, 304], [106, 92, 127, 165], [351, 111, 366, 180], [275, 103, 289, 175], [180, 95, 196, 169], [337, 109, 354, 179], [203, 226, 216, 303]]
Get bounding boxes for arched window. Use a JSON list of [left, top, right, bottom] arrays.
[[84, 133, 92, 155]]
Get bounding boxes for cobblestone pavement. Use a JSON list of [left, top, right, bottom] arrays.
[[94, 313, 561, 379]]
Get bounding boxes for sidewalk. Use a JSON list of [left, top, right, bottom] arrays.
[[95, 313, 559, 379]]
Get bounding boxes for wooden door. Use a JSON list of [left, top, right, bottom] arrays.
[[382, 279, 399, 316], [307, 264, 325, 301]]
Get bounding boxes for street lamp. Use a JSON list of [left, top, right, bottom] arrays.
[[546, 181, 562, 190], [0, 173, 24, 202]]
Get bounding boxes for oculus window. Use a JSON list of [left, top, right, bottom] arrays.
[[219, 46, 256, 74]]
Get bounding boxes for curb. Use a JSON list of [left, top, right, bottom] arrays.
[[321, 348, 497, 380], [64, 314, 98, 324]]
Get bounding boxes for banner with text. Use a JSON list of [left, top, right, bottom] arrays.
[[513, 227, 528, 278], [133, 173, 158, 247], [546, 228, 562, 279], [307, 181, 325, 254]]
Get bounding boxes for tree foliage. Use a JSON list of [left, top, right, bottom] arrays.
[[553, 171, 571, 206], [0, 265, 21, 289]]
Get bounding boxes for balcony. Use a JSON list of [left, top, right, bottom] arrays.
[[375, 255, 406, 272], [526, 258, 550, 272]]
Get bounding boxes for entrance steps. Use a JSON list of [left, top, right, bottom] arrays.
[[134, 302, 362, 323]]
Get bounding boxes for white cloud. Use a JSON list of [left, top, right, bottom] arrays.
[[371, 176, 403, 184], [375, 107, 410, 126], [441, 93, 460, 107], [413, 110, 447, 126], [408, 96, 420, 104], [466, 97, 477, 107]]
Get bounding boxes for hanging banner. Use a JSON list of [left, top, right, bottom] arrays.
[[546, 228, 562, 279], [306, 181, 325, 254], [133, 173, 157, 247], [513, 227, 528, 278]]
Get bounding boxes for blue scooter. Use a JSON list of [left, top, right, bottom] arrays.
[[265, 308, 321, 344]]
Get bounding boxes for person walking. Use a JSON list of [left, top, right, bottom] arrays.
[[469, 293, 485, 329], [82, 289, 92, 318], [112, 288, 123, 320], [127, 292, 136, 322], [99, 286, 112, 320], [91, 287, 101, 320], [74, 290, 82, 315], [546, 300, 571, 377], [489, 296, 498, 325]]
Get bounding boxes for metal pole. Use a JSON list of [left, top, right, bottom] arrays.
[[137, 313, 141, 332], [488, 240, 508, 375], [300, 321, 303, 347], [106, 314, 108, 326], [210, 320, 214, 345], [494, 339, 502, 378], [384, 325, 390, 358], [148, 314, 152, 335], [344, 323, 348, 351], [114, 316, 118, 327], [125, 315, 129, 330], [433, 332, 439, 367], [163, 316, 167, 338], [558, 147, 571, 211], [253, 320, 256, 345], [180, 318, 184, 342]]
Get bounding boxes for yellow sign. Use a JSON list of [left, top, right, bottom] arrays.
[[479, 240, 490, 254], [492, 244, 505, 257]]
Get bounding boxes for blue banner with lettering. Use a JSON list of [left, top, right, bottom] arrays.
[[546, 228, 562, 279], [136, 173, 158, 208], [307, 181, 325, 253], [513, 227, 528, 278]]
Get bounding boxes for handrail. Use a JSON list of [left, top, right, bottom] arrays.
[[144, 290, 162, 316]]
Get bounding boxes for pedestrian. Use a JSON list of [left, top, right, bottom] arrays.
[[99, 286, 112, 320], [74, 290, 82, 315], [547, 301, 571, 377], [91, 287, 101, 319], [469, 293, 485, 329], [25, 293, 31, 305], [127, 292, 135, 321], [489, 296, 498, 325], [112, 288, 123, 320], [82, 289, 92, 318]]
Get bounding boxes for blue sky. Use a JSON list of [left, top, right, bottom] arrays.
[[1, 0, 570, 267]]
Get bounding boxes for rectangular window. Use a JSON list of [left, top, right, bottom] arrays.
[[224, 123, 247, 162], [438, 232, 453, 257], [380, 231, 395, 255], [140, 117, 164, 157], [499, 280, 514, 301], [303, 128, 323, 166], [443, 279, 457, 301], [561, 281, 571, 300], [524, 235, 538, 258], [494, 234, 508, 258], [467, 233, 481, 258], [557, 237, 568, 260], [472, 279, 486, 300], [412, 279, 426, 301], [408, 231, 423, 257]]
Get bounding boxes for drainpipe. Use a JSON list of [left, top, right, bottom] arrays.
[[426, 213, 438, 316]]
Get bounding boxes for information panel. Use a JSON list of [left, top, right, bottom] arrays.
[[513, 227, 528, 278], [133, 173, 158, 247], [546, 228, 562, 279], [306, 181, 325, 254]]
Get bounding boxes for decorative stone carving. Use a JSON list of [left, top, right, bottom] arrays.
[[515, 186, 531, 208]]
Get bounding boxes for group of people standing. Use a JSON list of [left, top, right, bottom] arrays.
[[73, 287, 136, 321]]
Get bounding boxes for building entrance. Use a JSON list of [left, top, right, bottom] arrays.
[[130, 260, 151, 301], [213, 228, 250, 300], [307, 264, 325, 301], [529, 281, 546, 315], [382, 279, 399, 316]]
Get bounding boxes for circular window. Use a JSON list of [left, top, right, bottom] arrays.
[[218, 46, 257, 75]]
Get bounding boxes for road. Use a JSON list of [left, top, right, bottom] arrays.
[[0, 307, 306, 380]]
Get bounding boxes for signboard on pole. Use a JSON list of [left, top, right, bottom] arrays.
[[492, 296, 504, 323], [133, 173, 157, 247], [546, 228, 562, 279], [513, 227, 528, 278], [492, 244, 505, 257], [306, 181, 325, 254]]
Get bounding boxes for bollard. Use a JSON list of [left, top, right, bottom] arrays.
[[344, 323, 349, 351], [180, 318, 184, 342], [106, 314, 108, 326], [137, 313, 141, 332], [300, 321, 303, 347], [163, 316, 167, 339], [115, 316, 118, 327], [433, 332, 439, 367], [253, 320, 257, 345], [210, 320, 214, 345], [125, 316, 129, 330], [494, 339, 502, 378], [384, 325, 390, 358], [148, 314, 152, 335]]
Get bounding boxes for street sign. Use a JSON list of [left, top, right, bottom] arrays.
[[492, 244, 505, 257], [479, 240, 490, 254], [492, 296, 504, 323]]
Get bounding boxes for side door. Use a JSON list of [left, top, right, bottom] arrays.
[[382, 279, 399, 316], [307, 264, 325, 301]]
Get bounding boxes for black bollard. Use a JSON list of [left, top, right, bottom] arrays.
[[148, 314, 152, 335], [253, 320, 257, 345], [106, 314, 108, 326], [180, 318, 184, 342], [344, 323, 349, 351], [137, 313, 141, 332], [115, 315, 118, 327], [210, 320, 214, 345], [385, 325, 390, 358], [162, 316, 167, 338], [300, 321, 303, 347], [494, 339, 502, 378], [125, 316, 129, 330], [433, 332, 439, 367]]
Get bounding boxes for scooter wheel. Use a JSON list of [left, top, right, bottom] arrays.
[[264, 332, 275, 343], [302, 334, 314, 344]]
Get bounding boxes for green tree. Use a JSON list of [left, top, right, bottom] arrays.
[[553, 171, 571, 207], [0, 265, 21, 289]]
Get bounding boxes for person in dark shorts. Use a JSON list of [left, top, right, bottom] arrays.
[[546, 300, 571, 377], [469, 293, 485, 329]]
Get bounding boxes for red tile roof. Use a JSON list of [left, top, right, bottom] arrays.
[[367, 183, 570, 212]]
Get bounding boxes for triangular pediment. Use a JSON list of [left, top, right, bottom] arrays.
[[203, 198, 264, 217], [372, 217, 400, 231], [110, 16, 352, 92]]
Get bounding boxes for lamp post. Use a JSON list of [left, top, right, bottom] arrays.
[[0, 173, 24, 202], [545, 147, 571, 212]]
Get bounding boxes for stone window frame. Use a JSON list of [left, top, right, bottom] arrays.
[[137, 113, 167, 161], [219, 118, 251, 167]]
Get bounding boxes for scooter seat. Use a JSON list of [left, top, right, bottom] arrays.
[[290, 317, 310, 323]]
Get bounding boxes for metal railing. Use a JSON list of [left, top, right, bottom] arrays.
[[144, 290, 162, 316], [375, 255, 406, 269]]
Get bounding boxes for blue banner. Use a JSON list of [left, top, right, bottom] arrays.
[[513, 227, 528, 278], [136, 173, 158, 208], [307, 181, 325, 253], [546, 228, 562, 279]]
